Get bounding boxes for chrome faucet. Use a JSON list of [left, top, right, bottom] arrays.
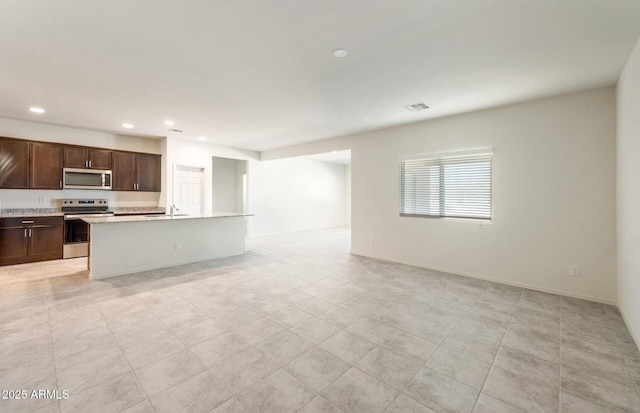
[[169, 204, 179, 217]]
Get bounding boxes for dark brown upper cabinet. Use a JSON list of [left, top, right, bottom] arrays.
[[112, 151, 136, 191], [112, 151, 160, 192], [0, 138, 29, 189], [29, 142, 63, 189], [64, 147, 112, 170], [0, 137, 159, 191], [136, 153, 161, 192]]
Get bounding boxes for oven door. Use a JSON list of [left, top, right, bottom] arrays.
[[64, 219, 89, 244], [63, 213, 113, 258], [63, 218, 89, 258]]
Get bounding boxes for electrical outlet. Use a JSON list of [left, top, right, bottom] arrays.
[[569, 266, 581, 277], [175, 242, 182, 250]]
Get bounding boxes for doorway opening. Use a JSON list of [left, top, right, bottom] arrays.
[[212, 157, 248, 214]]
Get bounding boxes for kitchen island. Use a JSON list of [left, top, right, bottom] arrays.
[[82, 212, 251, 279]]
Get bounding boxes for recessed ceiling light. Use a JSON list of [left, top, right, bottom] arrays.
[[164, 120, 175, 126], [332, 48, 348, 58], [29, 107, 45, 114], [122, 123, 134, 129], [198, 136, 206, 141]]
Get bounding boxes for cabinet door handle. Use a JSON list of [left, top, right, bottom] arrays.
[[89, 160, 92, 168], [22, 220, 34, 224], [85, 160, 88, 167], [60, 180, 62, 188], [24, 228, 27, 238], [28, 228, 32, 237]]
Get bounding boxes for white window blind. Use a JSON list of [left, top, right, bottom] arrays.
[[401, 153, 492, 220]]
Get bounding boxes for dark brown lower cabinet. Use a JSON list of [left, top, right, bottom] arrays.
[[0, 216, 63, 266], [0, 225, 28, 263]]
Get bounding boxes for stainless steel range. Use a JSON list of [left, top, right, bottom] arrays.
[[62, 199, 113, 258]]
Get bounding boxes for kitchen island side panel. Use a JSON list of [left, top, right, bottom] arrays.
[[88, 216, 245, 278]]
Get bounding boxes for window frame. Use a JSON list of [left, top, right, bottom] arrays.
[[400, 150, 493, 221]]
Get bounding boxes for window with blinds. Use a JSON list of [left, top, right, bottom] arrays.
[[400, 153, 492, 220]]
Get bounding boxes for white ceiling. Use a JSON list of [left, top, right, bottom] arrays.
[[1, 1, 640, 152], [306, 150, 351, 165]]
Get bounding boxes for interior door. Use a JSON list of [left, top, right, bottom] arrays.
[[173, 165, 205, 215]]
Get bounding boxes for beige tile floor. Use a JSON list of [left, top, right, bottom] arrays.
[[1, 227, 639, 413]]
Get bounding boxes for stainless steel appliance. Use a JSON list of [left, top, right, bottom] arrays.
[[63, 168, 112, 190], [62, 198, 113, 258]]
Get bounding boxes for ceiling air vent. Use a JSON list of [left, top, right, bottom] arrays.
[[404, 102, 429, 112], [168, 128, 184, 133]]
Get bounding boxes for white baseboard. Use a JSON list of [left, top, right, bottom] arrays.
[[349, 250, 617, 306], [618, 306, 640, 351]]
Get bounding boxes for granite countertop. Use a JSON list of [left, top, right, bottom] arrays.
[[110, 207, 165, 215], [0, 209, 64, 218], [82, 212, 253, 224], [0, 206, 166, 218]]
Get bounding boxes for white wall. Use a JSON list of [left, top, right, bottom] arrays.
[[164, 137, 258, 214], [262, 87, 617, 303], [212, 157, 242, 213], [0, 117, 162, 209], [249, 157, 347, 236], [345, 164, 351, 227], [617, 38, 640, 345], [237, 161, 247, 213], [0, 117, 161, 153], [352, 88, 617, 303]]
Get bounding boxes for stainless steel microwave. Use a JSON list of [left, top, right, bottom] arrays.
[[63, 168, 112, 190]]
